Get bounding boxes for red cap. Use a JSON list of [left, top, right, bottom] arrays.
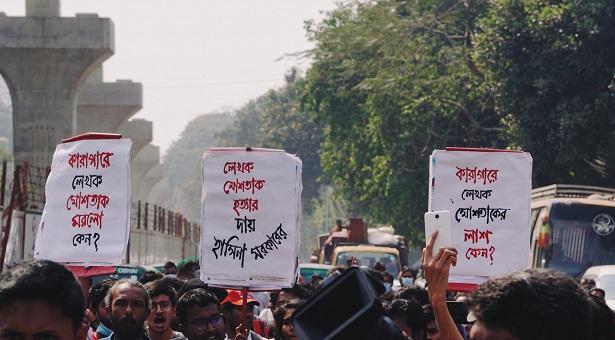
[[221, 289, 260, 306]]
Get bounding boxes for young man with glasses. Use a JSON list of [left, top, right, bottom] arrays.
[[177, 288, 269, 340], [145, 280, 187, 340]]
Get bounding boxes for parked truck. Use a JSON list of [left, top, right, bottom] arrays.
[[315, 218, 409, 278]]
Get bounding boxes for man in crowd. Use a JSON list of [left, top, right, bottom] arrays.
[[222, 290, 270, 339], [385, 298, 426, 340], [177, 288, 227, 340], [88, 278, 118, 339], [164, 262, 178, 276], [423, 230, 596, 340], [466, 269, 593, 340], [144, 280, 186, 340], [0, 259, 88, 339], [273, 299, 303, 340], [103, 279, 151, 340]]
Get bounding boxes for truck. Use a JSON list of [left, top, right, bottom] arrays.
[[530, 184, 615, 278], [315, 218, 409, 278]]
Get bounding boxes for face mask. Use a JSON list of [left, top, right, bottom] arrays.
[[383, 282, 392, 293], [95, 320, 113, 338], [401, 277, 414, 286]]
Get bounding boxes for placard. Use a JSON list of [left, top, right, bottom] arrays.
[[34, 139, 132, 265], [201, 148, 302, 289], [429, 149, 532, 282]]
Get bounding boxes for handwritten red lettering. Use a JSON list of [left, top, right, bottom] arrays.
[[223, 178, 266, 195], [223, 161, 255, 175], [455, 166, 499, 185], [68, 151, 114, 170], [232, 198, 259, 217]]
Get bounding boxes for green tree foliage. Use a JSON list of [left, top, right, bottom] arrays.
[[217, 69, 325, 206], [304, 0, 502, 241], [474, 0, 615, 186], [163, 112, 235, 220]]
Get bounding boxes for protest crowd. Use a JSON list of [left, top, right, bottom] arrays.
[[1, 229, 614, 340]]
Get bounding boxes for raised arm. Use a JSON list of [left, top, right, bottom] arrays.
[[423, 231, 463, 340]]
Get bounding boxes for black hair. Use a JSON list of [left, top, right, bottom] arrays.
[[588, 295, 615, 339], [88, 278, 117, 310], [278, 284, 312, 302], [176, 288, 220, 323], [386, 298, 426, 338], [466, 268, 592, 340], [397, 285, 429, 305], [105, 279, 151, 311], [158, 276, 185, 294], [0, 260, 85, 331], [273, 299, 303, 340], [139, 270, 163, 285], [144, 280, 178, 307]]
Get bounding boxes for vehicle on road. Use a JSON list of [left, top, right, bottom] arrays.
[[530, 185, 615, 278], [299, 263, 333, 282], [332, 245, 401, 278]]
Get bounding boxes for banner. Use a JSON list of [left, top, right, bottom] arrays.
[[201, 148, 302, 289], [34, 139, 131, 265], [429, 148, 532, 283]]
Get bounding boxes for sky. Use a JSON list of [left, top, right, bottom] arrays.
[[2, 0, 338, 156]]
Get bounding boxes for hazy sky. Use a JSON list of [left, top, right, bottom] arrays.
[[2, 0, 337, 156]]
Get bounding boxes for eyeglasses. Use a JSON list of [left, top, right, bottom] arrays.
[[151, 300, 172, 311], [190, 313, 224, 328]]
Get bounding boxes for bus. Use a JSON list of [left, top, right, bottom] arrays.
[[530, 184, 615, 278]]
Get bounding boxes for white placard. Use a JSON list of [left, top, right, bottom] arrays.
[[429, 149, 532, 280], [34, 139, 132, 265], [201, 148, 302, 289]]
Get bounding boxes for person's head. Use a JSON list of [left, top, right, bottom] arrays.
[[276, 284, 312, 309], [374, 261, 386, 272], [399, 269, 415, 287], [177, 288, 225, 340], [177, 261, 199, 281], [590, 287, 606, 300], [398, 286, 429, 306], [310, 274, 323, 288], [164, 262, 178, 275], [140, 270, 163, 285], [88, 278, 117, 329], [466, 268, 592, 340], [273, 299, 303, 340], [144, 280, 178, 335], [385, 299, 426, 340], [335, 219, 343, 231], [178, 278, 228, 302], [105, 279, 150, 338], [221, 290, 259, 334], [0, 260, 87, 339]]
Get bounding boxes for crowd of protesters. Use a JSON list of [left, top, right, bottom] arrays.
[[1, 231, 615, 339]]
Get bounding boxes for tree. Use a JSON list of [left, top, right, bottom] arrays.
[[474, 0, 615, 186], [163, 112, 235, 220], [216, 69, 325, 207], [304, 0, 501, 242]]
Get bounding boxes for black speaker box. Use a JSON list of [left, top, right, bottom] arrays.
[[292, 267, 382, 339]]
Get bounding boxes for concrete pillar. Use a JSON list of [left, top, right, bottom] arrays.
[[139, 164, 164, 202], [0, 1, 114, 166], [118, 119, 152, 158], [26, 0, 60, 17], [131, 144, 159, 202], [77, 67, 143, 134], [146, 177, 169, 206]]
